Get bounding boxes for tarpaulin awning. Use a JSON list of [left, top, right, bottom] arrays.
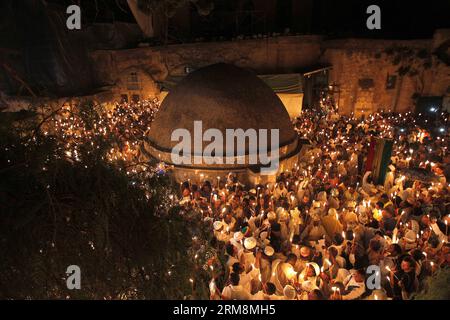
[[300, 65, 333, 77], [160, 73, 303, 93], [258, 74, 302, 94]]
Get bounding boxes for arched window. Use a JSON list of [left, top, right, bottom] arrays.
[[127, 72, 140, 90]]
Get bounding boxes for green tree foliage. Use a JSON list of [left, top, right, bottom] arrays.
[[414, 268, 450, 300], [0, 104, 211, 299], [384, 46, 435, 101]]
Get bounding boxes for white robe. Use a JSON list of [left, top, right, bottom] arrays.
[[222, 285, 251, 300]]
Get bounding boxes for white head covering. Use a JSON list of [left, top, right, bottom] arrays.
[[290, 207, 300, 219], [369, 289, 389, 300], [331, 188, 339, 197], [264, 246, 274, 257], [267, 211, 277, 221], [301, 280, 318, 292], [317, 191, 327, 202], [244, 237, 257, 250], [233, 231, 244, 242], [312, 201, 321, 209], [213, 221, 223, 231], [404, 229, 416, 243], [283, 285, 297, 300], [278, 208, 289, 222], [358, 213, 369, 225], [346, 201, 357, 209], [306, 262, 321, 276]]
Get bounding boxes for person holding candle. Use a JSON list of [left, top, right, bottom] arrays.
[[221, 272, 251, 300], [199, 108, 450, 301], [231, 250, 261, 294], [340, 268, 367, 300], [269, 253, 298, 295], [397, 256, 419, 300]]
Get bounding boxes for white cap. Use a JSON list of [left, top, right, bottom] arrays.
[[346, 201, 357, 208], [370, 289, 389, 300], [290, 207, 300, 219], [404, 229, 416, 243], [233, 231, 244, 242], [264, 246, 274, 256], [267, 211, 277, 221], [331, 188, 339, 197], [306, 262, 321, 276], [244, 237, 257, 250], [276, 207, 285, 217], [317, 191, 327, 202], [283, 285, 297, 300], [358, 213, 369, 224], [213, 221, 223, 231], [301, 280, 318, 292]]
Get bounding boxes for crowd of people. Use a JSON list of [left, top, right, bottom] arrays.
[[44, 98, 161, 165], [179, 109, 449, 300]]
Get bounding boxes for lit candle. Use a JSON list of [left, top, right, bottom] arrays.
[[385, 266, 400, 280], [445, 220, 448, 237], [189, 278, 194, 294]]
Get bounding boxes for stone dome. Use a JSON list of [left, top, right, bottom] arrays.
[[147, 63, 297, 152], [143, 63, 303, 183]]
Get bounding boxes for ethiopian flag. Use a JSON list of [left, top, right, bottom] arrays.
[[365, 137, 393, 185]]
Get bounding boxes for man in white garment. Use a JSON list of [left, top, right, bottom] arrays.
[[232, 250, 261, 293], [341, 269, 366, 300], [221, 272, 251, 300]]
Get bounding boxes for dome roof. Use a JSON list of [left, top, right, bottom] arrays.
[[147, 63, 297, 155]]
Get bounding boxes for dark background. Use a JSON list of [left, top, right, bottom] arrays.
[[41, 0, 450, 39], [1, 0, 449, 97]]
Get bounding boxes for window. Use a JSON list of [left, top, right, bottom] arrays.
[[386, 74, 397, 90], [127, 72, 140, 90], [358, 78, 374, 90], [132, 94, 140, 103], [120, 94, 128, 103]]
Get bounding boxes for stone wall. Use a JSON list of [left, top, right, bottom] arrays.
[[322, 36, 450, 115], [90, 35, 322, 101], [89, 30, 450, 115]]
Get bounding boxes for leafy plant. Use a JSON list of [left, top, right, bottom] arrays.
[[385, 46, 434, 105], [414, 268, 450, 300], [0, 103, 212, 299]]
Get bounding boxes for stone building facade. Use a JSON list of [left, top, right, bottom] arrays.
[[90, 29, 450, 116]]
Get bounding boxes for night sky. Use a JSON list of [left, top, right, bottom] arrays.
[[309, 0, 450, 38], [45, 0, 450, 38], [46, 0, 450, 39]]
